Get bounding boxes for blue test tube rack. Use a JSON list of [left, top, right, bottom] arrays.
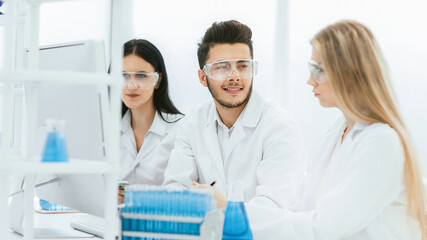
[[120, 185, 223, 240]]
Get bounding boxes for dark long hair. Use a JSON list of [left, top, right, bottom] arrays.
[[122, 39, 182, 122]]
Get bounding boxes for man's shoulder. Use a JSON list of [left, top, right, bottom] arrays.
[[178, 102, 213, 127], [259, 98, 297, 127]]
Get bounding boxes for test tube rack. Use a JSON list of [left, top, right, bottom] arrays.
[[121, 185, 224, 240]]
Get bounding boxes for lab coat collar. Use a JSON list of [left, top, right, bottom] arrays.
[[348, 120, 370, 141], [352, 121, 370, 131], [149, 112, 168, 137], [120, 110, 136, 160], [120, 109, 168, 137], [120, 110, 133, 134], [206, 90, 265, 129]]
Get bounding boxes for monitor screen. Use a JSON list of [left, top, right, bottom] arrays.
[[28, 40, 109, 217]]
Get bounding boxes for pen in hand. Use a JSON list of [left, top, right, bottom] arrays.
[[192, 180, 217, 187]]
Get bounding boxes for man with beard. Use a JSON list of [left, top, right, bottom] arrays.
[[163, 20, 306, 209]]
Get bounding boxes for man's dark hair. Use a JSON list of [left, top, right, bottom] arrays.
[[197, 20, 253, 69]]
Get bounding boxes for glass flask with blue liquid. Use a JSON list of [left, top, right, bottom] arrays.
[[41, 119, 68, 163], [39, 119, 70, 211], [222, 184, 253, 240]]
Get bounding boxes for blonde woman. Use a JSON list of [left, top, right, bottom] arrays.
[[245, 20, 426, 239]]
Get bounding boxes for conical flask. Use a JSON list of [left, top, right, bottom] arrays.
[[222, 183, 253, 240], [41, 119, 68, 162]]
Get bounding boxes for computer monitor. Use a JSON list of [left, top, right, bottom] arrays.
[[25, 40, 109, 218], [9, 40, 112, 237]]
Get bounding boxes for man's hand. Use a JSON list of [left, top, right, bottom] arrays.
[[192, 181, 227, 210]]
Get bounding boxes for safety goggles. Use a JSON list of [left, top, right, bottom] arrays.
[[308, 60, 327, 83], [203, 59, 258, 81], [122, 71, 159, 89]]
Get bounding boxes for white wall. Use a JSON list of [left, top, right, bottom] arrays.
[[37, 0, 279, 114], [6, 0, 427, 175], [39, 1, 108, 46], [288, 0, 427, 175]]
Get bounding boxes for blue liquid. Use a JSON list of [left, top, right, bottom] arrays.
[[121, 189, 214, 239], [39, 199, 71, 211], [222, 202, 253, 240], [41, 132, 68, 162]]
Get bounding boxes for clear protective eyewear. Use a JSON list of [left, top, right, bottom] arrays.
[[122, 71, 159, 89], [308, 60, 327, 83], [203, 58, 258, 81]]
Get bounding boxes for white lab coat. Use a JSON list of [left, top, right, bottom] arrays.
[[120, 110, 182, 185], [163, 91, 306, 208], [246, 117, 421, 240]]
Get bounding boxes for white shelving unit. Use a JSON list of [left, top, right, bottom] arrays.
[[0, 0, 132, 239]]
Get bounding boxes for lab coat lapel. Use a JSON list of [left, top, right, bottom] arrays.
[[120, 110, 135, 153], [122, 112, 167, 179], [121, 131, 136, 157], [120, 129, 143, 180], [131, 112, 167, 171], [201, 105, 227, 195], [311, 117, 347, 198], [313, 119, 346, 173], [120, 132, 137, 180], [327, 121, 369, 171], [223, 126, 246, 164], [223, 91, 263, 165], [130, 140, 156, 172], [120, 110, 137, 179]]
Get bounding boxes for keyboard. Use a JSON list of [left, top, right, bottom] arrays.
[[70, 218, 119, 238]]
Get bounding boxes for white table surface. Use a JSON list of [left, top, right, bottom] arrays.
[[8, 212, 102, 240]]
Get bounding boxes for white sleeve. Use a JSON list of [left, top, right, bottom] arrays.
[[246, 131, 405, 240], [247, 116, 307, 209], [162, 124, 199, 189]]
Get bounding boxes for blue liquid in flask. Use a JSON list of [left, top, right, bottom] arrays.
[[222, 201, 253, 240], [41, 131, 68, 162]]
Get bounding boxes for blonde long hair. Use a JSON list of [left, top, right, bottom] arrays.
[[311, 20, 426, 238]]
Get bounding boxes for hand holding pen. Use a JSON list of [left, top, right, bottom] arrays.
[[192, 180, 227, 209]]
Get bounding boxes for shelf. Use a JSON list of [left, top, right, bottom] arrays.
[[20, 0, 95, 3], [0, 84, 24, 95], [0, 70, 122, 86], [0, 158, 117, 175]]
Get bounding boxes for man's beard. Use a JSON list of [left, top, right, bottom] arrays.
[[206, 78, 252, 108]]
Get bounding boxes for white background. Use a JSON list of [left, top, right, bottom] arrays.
[[2, 0, 427, 175]]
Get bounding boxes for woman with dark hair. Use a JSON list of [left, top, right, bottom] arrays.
[[119, 39, 183, 189]]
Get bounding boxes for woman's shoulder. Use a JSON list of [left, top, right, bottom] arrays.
[[159, 111, 185, 125], [356, 122, 400, 145], [150, 112, 183, 139]]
